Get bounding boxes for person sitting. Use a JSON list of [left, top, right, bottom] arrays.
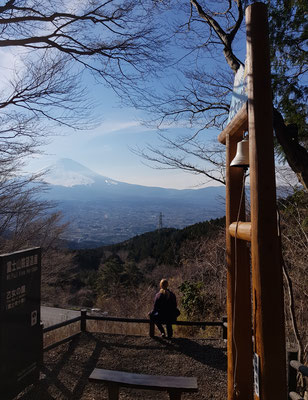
[[149, 278, 179, 338]]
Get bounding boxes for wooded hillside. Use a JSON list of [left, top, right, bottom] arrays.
[[41, 217, 226, 321], [40, 190, 307, 363]]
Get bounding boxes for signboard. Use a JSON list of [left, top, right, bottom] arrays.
[[0, 247, 41, 400], [227, 63, 248, 124]]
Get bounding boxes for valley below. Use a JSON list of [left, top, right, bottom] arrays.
[[58, 198, 224, 247], [44, 159, 225, 248]]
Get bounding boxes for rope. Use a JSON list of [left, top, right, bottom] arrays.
[[233, 168, 248, 397]]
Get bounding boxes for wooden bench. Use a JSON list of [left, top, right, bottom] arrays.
[[89, 368, 198, 400]]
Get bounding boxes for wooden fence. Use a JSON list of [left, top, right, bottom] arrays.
[[42, 309, 227, 351], [41, 312, 308, 397]]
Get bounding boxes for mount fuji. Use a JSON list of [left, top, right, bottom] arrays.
[[42, 158, 225, 247], [44, 158, 120, 188]]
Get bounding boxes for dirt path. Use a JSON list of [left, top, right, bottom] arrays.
[[17, 333, 227, 399]]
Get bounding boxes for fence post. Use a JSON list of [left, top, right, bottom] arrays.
[[222, 316, 227, 340], [149, 319, 155, 338], [39, 322, 44, 365], [288, 350, 299, 393], [81, 309, 87, 332]]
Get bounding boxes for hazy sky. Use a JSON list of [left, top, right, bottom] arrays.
[[0, 44, 223, 189], [18, 51, 225, 190], [0, 45, 224, 190], [26, 92, 222, 190], [1, 3, 245, 191], [1, 3, 300, 193]]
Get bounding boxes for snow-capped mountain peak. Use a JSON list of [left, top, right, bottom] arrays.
[[44, 158, 112, 187]]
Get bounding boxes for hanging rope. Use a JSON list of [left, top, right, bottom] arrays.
[[232, 168, 248, 397]]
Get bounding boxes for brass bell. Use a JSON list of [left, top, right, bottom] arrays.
[[230, 136, 249, 168]]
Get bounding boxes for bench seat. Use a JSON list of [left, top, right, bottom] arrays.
[[89, 368, 198, 400]]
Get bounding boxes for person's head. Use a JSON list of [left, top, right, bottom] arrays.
[[159, 279, 169, 294]]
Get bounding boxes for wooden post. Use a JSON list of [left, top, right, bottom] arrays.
[[222, 316, 227, 341], [288, 350, 299, 394], [149, 320, 155, 338], [108, 384, 119, 400], [246, 3, 287, 399], [169, 391, 182, 400], [226, 134, 253, 400], [39, 322, 44, 366], [81, 309, 87, 332]]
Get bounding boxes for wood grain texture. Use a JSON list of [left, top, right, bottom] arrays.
[[218, 103, 248, 145], [229, 221, 251, 241], [225, 135, 253, 400], [89, 368, 198, 392], [246, 3, 287, 399]]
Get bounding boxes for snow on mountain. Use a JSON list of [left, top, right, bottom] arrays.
[[46, 171, 95, 187], [43, 158, 226, 207], [44, 158, 118, 187]]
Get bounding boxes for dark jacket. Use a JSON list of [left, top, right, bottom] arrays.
[[151, 289, 178, 323]]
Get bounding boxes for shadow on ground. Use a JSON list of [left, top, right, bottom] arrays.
[[154, 337, 227, 372], [16, 332, 227, 400]]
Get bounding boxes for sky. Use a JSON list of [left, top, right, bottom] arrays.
[[0, 2, 301, 198], [0, 44, 224, 190], [0, 2, 247, 191], [25, 90, 222, 190]]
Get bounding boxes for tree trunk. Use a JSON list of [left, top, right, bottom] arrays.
[[273, 109, 308, 191]]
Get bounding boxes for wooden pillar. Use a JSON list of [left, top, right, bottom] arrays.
[[149, 319, 155, 338], [39, 322, 44, 366], [108, 384, 119, 400], [288, 350, 299, 393], [222, 316, 228, 340], [246, 3, 287, 399], [81, 309, 87, 332], [226, 134, 253, 400], [169, 391, 182, 400]]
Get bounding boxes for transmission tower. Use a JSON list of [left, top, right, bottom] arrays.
[[158, 212, 163, 230]]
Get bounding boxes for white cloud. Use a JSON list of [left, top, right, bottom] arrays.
[[95, 120, 142, 134], [84, 119, 145, 140]]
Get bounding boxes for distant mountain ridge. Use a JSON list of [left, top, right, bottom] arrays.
[[42, 158, 226, 247], [44, 158, 225, 201]]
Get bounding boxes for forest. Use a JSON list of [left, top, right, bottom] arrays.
[[39, 189, 307, 366]]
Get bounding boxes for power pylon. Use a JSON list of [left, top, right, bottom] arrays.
[[158, 212, 163, 230]]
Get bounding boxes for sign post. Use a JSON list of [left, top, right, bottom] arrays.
[[0, 247, 41, 400]]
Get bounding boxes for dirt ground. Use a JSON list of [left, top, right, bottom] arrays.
[[16, 332, 227, 400]]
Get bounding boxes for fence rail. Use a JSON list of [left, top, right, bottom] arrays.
[[43, 316, 81, 333], [86, 314, 223, 326], [42, 309, 227, 350]]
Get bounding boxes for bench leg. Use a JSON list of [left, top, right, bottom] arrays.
[[107, 384, 119, 400], [168, 390, 182, 400]]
